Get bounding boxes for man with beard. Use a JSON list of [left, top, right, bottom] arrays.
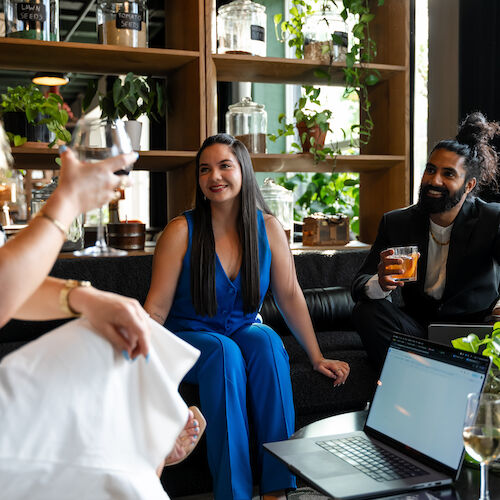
[[351, 112, 500, 369]]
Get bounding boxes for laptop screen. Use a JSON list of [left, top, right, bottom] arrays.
[[365, 334, 490, 471]]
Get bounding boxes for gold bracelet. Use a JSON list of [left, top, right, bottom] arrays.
[[60, 279, 91, 317], [35, 210, 67, 238]]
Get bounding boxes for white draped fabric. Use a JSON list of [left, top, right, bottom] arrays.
[[0, 318, 200, 500]]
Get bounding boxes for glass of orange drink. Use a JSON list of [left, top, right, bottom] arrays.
[[387, 246, 419, 282]]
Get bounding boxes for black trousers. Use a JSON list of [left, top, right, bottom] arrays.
[[352, 299, 427, 373]]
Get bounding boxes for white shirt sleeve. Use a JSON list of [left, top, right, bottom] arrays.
[[364, 274, 392, 300]]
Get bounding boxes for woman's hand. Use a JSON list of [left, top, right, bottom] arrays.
[[70, 286, 150, 360], [56, 146, 137, 216], [313, 358, 350, 387]]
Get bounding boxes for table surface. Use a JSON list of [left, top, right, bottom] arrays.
[[292, 410, 500, 500]]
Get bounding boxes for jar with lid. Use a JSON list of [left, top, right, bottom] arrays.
[[226, 97, 267, 153], [217, 0, 266, 57], [303, 9, 348, 64], [97, 0, 148, 48], [31, 177, 84, 252], [5, 0, 59, 41], [260, 178, 294, 245]]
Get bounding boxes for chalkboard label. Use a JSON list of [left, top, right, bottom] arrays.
[[250, 25, 265, 42], [17, 2, 47, 22], [116, 10, 143, 31]]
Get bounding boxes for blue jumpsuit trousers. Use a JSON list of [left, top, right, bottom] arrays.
[[175, 323, 296, 500]]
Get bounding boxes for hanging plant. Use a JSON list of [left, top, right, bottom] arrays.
[[273, 0, 383, 152]]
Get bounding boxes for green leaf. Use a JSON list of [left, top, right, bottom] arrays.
[[112, 78, 123, 106], [13, 134, 27, 147], [82, 80, 98, 112], [274, 13, 283, 25], [365, 73, 379, 86]]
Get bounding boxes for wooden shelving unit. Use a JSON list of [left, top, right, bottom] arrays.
[[206, 0, 410, 243], [12, 146, 197, 172], [0, 38, 199, 76], [4, 0, 409, 244], [212, 53, 405, 85]]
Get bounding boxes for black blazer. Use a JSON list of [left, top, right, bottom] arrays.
[[352, 197, 500, 323]]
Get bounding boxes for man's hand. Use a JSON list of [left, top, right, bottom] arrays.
[[377, 248, 405, 292]]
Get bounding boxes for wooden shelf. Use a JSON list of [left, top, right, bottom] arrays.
[[11, 146, 197, 171], [251, 154, 405, 173], [0, 38, 199, 76], [212, 53, 406, 85]]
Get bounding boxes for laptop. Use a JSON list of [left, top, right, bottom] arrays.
[[428, 323, 493, 346], [264, 334, 491, 499]]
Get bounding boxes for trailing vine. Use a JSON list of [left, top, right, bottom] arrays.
[[273, 0, 384, 154]]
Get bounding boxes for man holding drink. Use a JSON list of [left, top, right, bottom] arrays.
[[351, 112, 500, 369]]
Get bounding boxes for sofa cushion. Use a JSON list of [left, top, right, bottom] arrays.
[[261, 286, 355, 336]]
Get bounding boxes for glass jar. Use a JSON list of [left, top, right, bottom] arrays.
[[226, 97, 267, 153], [97, 0, 148, 48], [31, 177, 84, 252], [217, 0, 266, 57], [303, 10, 348, 64], [260, 178, 293, 245], [5, 0, 59, 41]]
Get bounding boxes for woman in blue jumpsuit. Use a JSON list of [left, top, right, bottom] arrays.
[[145, 134, 350, 500]]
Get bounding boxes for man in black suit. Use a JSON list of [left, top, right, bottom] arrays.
[[352, 112, 500, 369]]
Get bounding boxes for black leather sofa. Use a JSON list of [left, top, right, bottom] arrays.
[[0, 249, 376, 498]]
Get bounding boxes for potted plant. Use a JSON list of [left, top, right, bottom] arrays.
[[275, 171, 360, 236], [274, 0, 383, 148], [269, 85, 336, 163], [452, 325, 500, 394], [83, 73, 166, 150], [0, 84, 71, 148]]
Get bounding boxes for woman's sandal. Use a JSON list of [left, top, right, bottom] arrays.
[[161, 406, 206, 470]]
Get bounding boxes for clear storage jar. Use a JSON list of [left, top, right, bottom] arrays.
[[226, 97, 267, 153], [260, 178, 293, 245], [217, 0, 266, 57], [5, 0, 59, 41], [97, 0, 148, 48], [303, 10, 348, 64], [31, 177, 84, 252]]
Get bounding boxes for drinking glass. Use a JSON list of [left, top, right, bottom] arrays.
[[71, 116, 134, 257], [463, 392, 500, 500], [387, 245, 419, 282]]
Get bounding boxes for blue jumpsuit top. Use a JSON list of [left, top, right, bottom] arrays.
[[165, 209, 272, 335]]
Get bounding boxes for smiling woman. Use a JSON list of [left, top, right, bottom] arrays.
[[144, 133, 351, 500]]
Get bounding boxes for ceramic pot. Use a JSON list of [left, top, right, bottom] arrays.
[[107, 222, 145, 250], [296, 121, 327, 153], [124, 120, 142, 151]]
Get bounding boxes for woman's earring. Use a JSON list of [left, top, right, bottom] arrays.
[[203, 195, 207, 201]]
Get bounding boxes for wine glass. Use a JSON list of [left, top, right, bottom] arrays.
[[71, 116, 134, 257], [463, 392, 500, 500]]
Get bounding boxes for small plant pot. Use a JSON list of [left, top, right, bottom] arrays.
[[3, 111, 51, 144], [296, 122, 326, 153], [124, 120, 142, 151]]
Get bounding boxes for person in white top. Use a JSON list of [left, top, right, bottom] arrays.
[[351, 112, 500, 369], [0, 122, 204, 498]]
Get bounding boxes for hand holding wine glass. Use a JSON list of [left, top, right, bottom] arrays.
[[69, 116, 136, 257], [463, 392, 500, 500]]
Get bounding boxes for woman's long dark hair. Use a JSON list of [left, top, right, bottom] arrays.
[[191, 133, 272, 316], [432, 111, 500, 191]]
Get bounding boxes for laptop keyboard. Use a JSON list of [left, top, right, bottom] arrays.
[[316, 436, 427, 482]]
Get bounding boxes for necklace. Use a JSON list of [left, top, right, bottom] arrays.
[[429, 228, 450, 246]]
